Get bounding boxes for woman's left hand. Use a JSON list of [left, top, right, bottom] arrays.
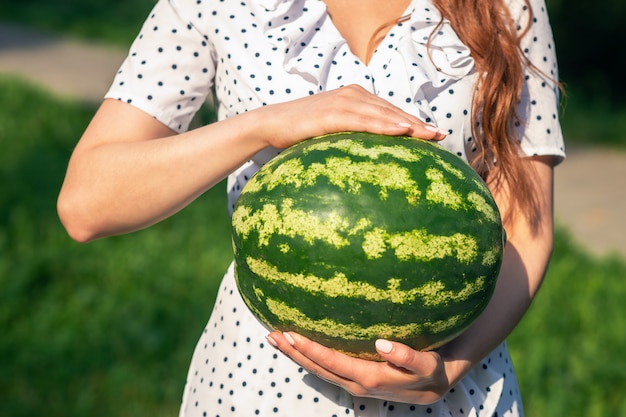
[[266, 331, 457, 405]]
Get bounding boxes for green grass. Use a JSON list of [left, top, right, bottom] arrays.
[[0, 0, 156, 46], [0, 76, 229, 417], [1, 76, 625, 416], [509, 235, 626, 416], [559, 86, 626, 148]]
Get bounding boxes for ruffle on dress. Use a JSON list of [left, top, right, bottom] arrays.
[[257, 0, 475, 124]]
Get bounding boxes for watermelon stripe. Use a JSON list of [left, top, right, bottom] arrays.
[[425, 168, 464, 208], [232, 200, 351, 248], [467, 191, 498, 223], [234, 200, 479, 263], [245, 257, 487, 307], [308, 157, 421, 203], [481, 246, 501, 266], [264, 297, 466, 342], [242, 156, 422, 205], [302, 137, 423, 162], [429, 152, 466, 180], [363, 228, 478, 263]]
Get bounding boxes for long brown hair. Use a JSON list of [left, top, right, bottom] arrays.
[[433, 0, 544, 225]]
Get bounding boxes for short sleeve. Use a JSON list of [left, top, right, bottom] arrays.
[[508, 0, 566, 162], [104, 0, 216, 133]]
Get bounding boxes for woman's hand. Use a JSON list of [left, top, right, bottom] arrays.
[[58, 84, 444, 242], [253, 84, 447, 150], [263, 158, 557, 406], [266, 331, 462, 405]]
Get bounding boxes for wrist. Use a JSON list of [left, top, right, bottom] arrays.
[[228, 109, 275, 149], [241, 105, 287, 149], [437, 344, 476, 389]]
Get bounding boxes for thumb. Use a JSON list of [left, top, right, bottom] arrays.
[[375, 339, 442, 377], [375, 339, 420, 367]]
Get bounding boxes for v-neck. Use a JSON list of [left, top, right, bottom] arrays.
[[321, 0, 413, 65]]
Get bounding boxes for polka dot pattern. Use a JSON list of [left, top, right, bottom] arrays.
[[104, 0, 565, 416], [106, 0, 564, 213], [179, 264, 523, 417]]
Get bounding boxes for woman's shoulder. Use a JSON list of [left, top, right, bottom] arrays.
[[502, 0, 550, 24]]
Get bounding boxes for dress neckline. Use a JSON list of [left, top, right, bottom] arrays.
[[321, 0, 414, 65], [260, 0, 476, 93]]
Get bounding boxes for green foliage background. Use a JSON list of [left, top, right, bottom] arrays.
[[548, 0, 626, 106], [0, 77, 230, 417], [1, 0, 625, 415]]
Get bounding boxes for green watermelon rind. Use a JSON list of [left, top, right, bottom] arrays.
[[232, 132, 504, 360]]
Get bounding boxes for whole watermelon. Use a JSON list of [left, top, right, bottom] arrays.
[[231, 132, 504, 360]]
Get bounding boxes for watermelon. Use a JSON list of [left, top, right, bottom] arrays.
[[231, 132, 504, 360]]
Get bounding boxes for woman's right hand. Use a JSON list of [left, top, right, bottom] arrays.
[[252, 84, 447, 149], [58, 84, 444, 242]]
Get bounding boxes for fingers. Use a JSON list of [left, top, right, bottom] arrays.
[[325, 85, 447, 141], [266, 331, 363, 391], [281, 332, 370, 381], [421, 124, 449, 140], [375, 339, 449, 401], [266, 331, 448, 404], [266, 331, 356, 381], [260, 85, 447, 148], [375, 339, 441, 377], [337, 112, 447, 141]]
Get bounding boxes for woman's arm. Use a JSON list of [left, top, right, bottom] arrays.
[[438, 155, 555, 387], [267, 155, 556, 404], [57, 85, 446, 243]]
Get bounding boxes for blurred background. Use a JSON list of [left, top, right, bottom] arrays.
[[1, 0, 625, 416]]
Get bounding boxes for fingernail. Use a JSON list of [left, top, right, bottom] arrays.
[[397, 122, 412, 128], [424, 125, 448, 136], [265, 335, 278, 348], [283, 332, 296, 346], [375, 339, 393, 354]]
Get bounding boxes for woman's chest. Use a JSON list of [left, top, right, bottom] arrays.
[[202, 0, 477, 159]]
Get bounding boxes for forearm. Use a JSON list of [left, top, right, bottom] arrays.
[[58, 102, 268, 242], [439, 156, 556, 387], [439, 231, 553, 386], [58, 87, 447, 243]]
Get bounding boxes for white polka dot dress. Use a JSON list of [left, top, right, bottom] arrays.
[[105, 0, 565, 416]]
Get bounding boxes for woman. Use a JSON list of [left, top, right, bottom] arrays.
[[57, 0, 565, 415]]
